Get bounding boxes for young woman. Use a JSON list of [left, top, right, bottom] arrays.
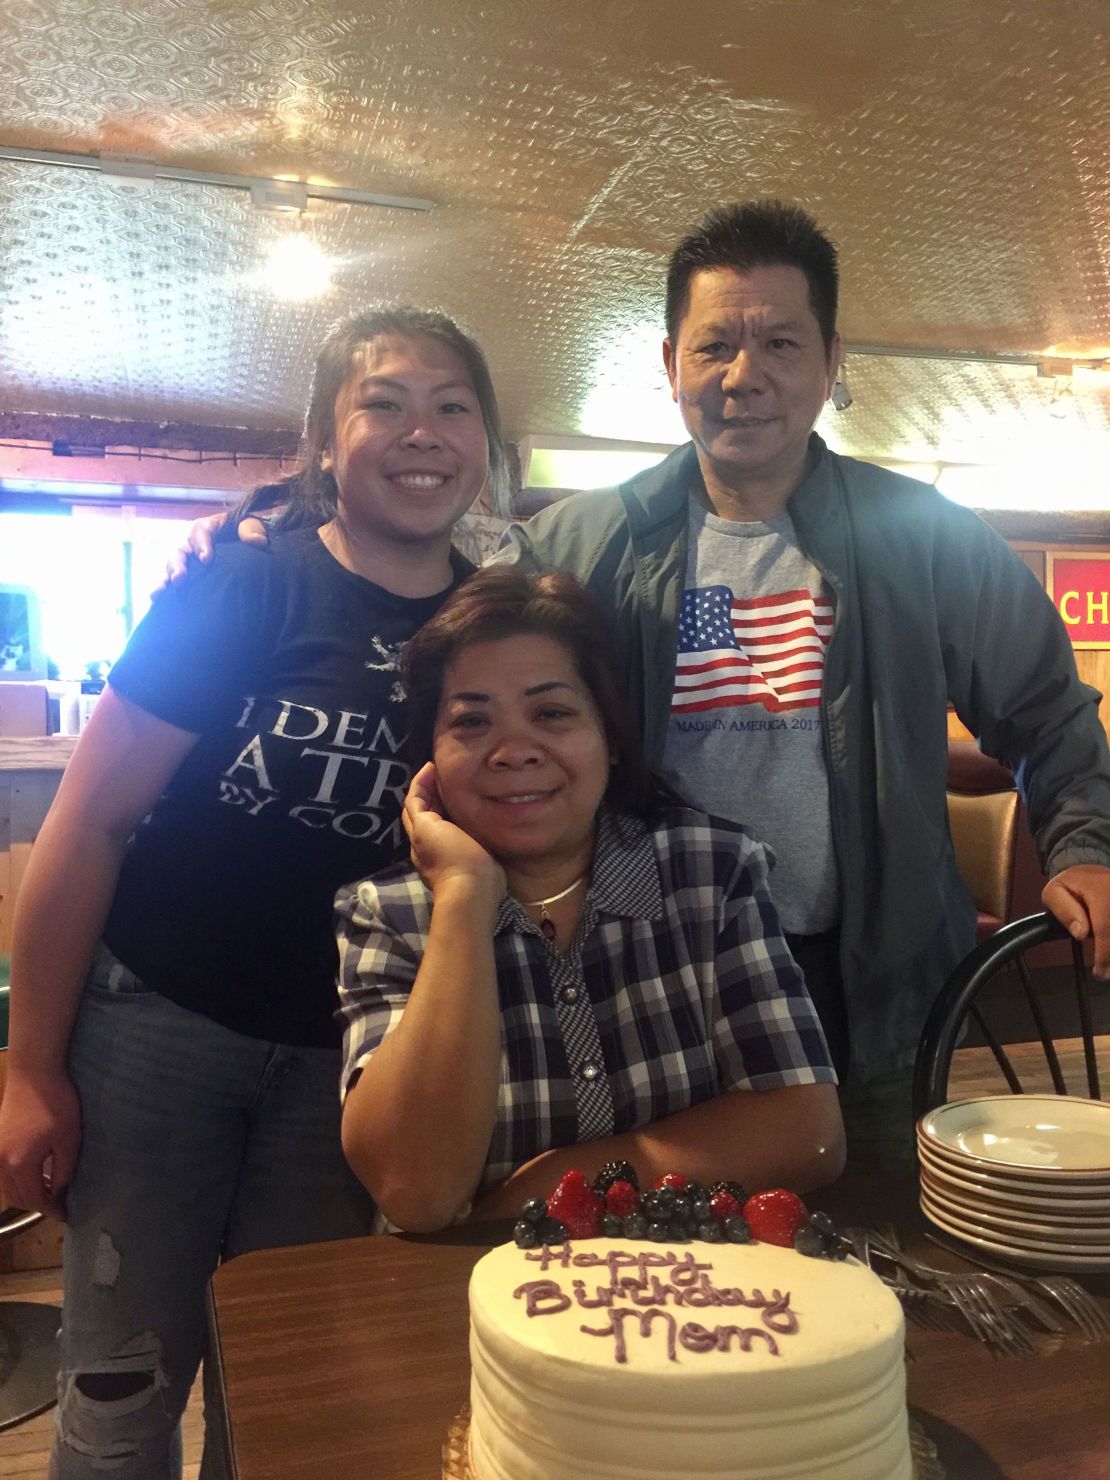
[[337, 568, 845, 1233], [0, 306, 507, 1480]]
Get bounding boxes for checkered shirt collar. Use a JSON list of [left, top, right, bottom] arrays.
[[494, 806, 663, 935]]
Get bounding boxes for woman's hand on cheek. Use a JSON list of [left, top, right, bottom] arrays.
[[403, 763, 506, 910]]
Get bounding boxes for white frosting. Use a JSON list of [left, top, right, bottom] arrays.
[[468, 1238, 911, 1480]]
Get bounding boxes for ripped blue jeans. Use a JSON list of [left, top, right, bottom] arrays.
[[51, 945, 378, 1479]]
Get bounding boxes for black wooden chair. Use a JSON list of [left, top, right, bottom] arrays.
[[912, 911, 1103, 1120]]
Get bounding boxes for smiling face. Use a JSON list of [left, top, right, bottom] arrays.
[[431, 633, 612, 875], [323, 331, 490, 550], [663, 265, 842, 506]]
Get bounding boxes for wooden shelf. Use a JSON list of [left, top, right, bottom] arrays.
[[0, 736, 77, 772]]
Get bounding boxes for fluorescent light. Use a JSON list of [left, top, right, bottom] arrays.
[[936, 462, 1108, 513], [0, 146, 434, 213], [526, 446, 670, 490]]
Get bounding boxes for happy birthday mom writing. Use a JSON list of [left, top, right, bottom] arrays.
[[513, 1244, 798, 1365]]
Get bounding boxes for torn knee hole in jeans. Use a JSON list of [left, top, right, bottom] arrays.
[[68, 1332, 170, 1413], [76, 1371, 154, 1402]]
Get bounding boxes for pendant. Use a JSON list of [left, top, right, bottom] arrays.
[[540, 915, 557, 942]]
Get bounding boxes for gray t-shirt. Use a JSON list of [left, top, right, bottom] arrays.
[[661, 500, 839, 934]]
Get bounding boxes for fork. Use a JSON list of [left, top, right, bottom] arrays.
[[871, 1226, 1110, 1344], [860, 1231, 1051, 1349], [942, 1275, 1036, 1355], [890, 1281, 956, 1334], [850, 1229, 1035, 1353], [1033, 1276, 1110, 1341]]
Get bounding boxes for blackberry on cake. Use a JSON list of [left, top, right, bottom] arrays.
[[709, 1189, 744, 1223], [708, 1179, 748, 1204], [591, 1160, 639, 1196]]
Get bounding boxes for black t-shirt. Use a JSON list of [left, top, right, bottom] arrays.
[[103, 527, 470, 1046]]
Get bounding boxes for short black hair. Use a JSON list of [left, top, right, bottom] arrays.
[[401, 567, 662, 819], [665, 200, 839, 349]]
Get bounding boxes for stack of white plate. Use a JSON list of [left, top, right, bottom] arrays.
[[916, 1095, 1110, 1273]]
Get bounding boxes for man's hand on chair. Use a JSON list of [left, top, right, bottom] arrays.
[[1043, 864, 1110, 979]]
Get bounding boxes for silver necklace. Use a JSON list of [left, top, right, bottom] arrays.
[[519, 873, 588, 941]]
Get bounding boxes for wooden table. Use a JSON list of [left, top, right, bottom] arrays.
[[206, 1177, 1110, 1480]]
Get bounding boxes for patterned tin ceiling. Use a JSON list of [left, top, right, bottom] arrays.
[[0, 0, 1107, 477]]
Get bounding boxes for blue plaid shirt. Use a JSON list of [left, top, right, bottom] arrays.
[[336, 807, 835, 1199]]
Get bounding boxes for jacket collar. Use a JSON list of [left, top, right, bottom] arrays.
[[617, 443, 700, 535], [620, 433, 842, 537]]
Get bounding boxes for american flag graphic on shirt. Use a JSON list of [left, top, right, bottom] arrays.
[[672, 585, 833, 714]]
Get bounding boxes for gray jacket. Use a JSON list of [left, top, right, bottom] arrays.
[[495, 437, 1110, 1079]]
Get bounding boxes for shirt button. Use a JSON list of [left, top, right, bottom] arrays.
[[562, 986, 580, 1004], [580, 1061, 600, 1081]]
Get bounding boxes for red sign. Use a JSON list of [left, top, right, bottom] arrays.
[[1046, 552, 1110, 649]]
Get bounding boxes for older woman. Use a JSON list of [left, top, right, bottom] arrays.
[[337, 567, 845, 1233]]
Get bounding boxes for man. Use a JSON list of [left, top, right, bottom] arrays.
[[492, 201, 1110, 1161]]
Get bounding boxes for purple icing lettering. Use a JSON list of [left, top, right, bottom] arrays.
[[524, 1244, 572, 1272], [715, 1326, 781, 1356], [647, 1277, 700, 1307], [580, 1307, 679, 1365], [760, 1290, 798, 1335], [676, 1277, 715, 1308], [678, 1322, 718, 1353], [669, 1252, 711, 1286], [572, 1279, 615, 1309], [514, 1280, 572, 1317]]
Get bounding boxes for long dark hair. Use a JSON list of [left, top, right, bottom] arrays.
[[229, 305, 509, 532], [402, 567, 677, 820]]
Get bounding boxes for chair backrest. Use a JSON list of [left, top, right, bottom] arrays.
[[946, 739, 1022, 929], [946, 789, 1019, 921], [912, 911, 1102, 1119]]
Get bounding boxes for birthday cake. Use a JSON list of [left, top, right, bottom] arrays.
[[466, 1172, 911, 1480]]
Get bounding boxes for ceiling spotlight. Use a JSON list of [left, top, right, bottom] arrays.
[[831, 370, 853, 411], [258, 232, 333, 300]]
